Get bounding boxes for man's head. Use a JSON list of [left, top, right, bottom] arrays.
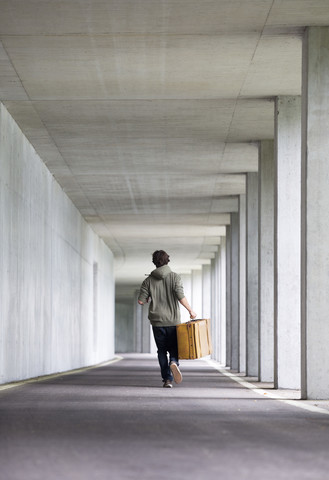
[[152, 250, 170, 268]]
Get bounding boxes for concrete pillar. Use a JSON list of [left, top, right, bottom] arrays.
[[210, 257, 216, 359], [202, 264, 211, 319], [134, 290, 142, 353], [180, 273, 192, 323], [210, 239, 226, 364], [230, 213, 239, 371], [211, 255, 219, 362], [301, 27, 329, 399], [274, 96, 301, 389], [191, 269, 203, 318], [220, 237, 227, 365], [258, 141, 275, 382], [226, 226, 232, 367], [239, 194, 247, 373], [246, 173, 259, 377], [211, 242, 225, 364], [210, 257, 217, 360]]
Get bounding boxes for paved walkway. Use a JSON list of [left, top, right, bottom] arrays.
[[1, 354, 329, 480]]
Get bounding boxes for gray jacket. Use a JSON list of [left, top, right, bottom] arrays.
[[138, 265, 185, 327]]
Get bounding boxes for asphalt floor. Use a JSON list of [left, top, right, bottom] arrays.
[[1, 354, 329, 480]]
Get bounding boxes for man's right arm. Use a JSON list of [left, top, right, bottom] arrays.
[[179, 297, 197, 319]]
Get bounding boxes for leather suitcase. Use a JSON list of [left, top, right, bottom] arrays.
[[176, 319, 212, 360]]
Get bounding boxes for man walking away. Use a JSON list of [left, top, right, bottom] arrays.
[[138, 250, 196, 388]]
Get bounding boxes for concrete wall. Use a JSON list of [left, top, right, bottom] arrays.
[[0, 103, 115, 384]]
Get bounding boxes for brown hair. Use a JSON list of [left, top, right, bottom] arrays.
[[152, 250, 170, 268]]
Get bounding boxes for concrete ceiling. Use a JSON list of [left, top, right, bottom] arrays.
[[1, 1, 329, 285]]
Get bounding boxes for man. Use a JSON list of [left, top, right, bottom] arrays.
[[138, 250, 197, 388]]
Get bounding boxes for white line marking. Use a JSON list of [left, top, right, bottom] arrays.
[[206, 359, 329, 416], [0, 356, 123, 393]]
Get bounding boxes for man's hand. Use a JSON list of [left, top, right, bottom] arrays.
[[138, 297, 150, 305], [179, 297, 197, 319]]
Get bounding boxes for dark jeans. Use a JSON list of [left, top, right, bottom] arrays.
[[152, 326, 179, 381]]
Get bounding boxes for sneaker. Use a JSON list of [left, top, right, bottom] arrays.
[[170, 362, 182, 384], [163, 379, 173, 388]]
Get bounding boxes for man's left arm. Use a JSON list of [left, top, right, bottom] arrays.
[[138, 278, 150, 305]]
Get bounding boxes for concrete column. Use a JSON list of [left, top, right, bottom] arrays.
[[211, 255, 219, 362], [210, 257, 216, 360], [226, 226, 232, 367], [246, 173, 259, 377], [230, 213, 239, 371], [202, 264, 211, 319], [258, 141, 275, 382], [180, 273, 192, 323], [301, 27, 329, 399], [134, 290, 142, 353], [191, 269, 203, 318], [275, 96, 301, 389], [239, 194, 247, 373], [220, 237, 227, 365], [212, 243, 224, 363], [210, 239, 226, 364]]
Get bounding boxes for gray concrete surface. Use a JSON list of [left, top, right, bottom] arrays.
[[274, 96, 301, 390], [202, 264, 211, 320], [210, 255, 220, 363], [246, 173, 259, 377], [0, 103, 115, 385], [226, 226, 232, 368], [0, 0, 316, 282], [219, 238, 227, 366], [230, 213, 239, 371], [258, 141, 275, 383], [1, 354, 329, 480], [115, 301, 134, 353], [191, 269, 203, 318], [301, 27, 329, 399], [239, 195, 247, 374]]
